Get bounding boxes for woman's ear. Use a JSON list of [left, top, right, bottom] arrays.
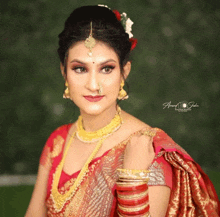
[[123, 61, 131, 80], [60, 63, 66, 79]]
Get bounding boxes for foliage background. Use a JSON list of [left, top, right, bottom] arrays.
[[1, 0, 220, 176]]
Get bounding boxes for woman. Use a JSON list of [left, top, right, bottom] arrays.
[[25, 5, 219, 217]]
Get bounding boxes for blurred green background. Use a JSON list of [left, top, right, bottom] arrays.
[[0, 0, 220, 215]]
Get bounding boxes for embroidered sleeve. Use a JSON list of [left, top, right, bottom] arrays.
[[147, 153, 173, 189], [40, 141, 52, 169], [39, 126, 66, 169]]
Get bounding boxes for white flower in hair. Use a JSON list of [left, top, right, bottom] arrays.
[[121, 13, 134, 38], [126, 18, 134, 38], [98, 4, 111, 9]]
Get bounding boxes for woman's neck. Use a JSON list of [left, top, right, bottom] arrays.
[[79, 105, 118, 132]]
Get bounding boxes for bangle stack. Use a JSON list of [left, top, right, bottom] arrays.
[[116, 169, 151, 217]]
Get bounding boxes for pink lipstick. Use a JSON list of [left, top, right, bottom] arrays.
[[84, 95, 104, 102]]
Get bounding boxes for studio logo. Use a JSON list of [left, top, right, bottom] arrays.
[[163, 101, 199, 112]]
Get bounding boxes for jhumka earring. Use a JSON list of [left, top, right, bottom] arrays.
[[63, 81, 70, 99], [118, 80, 128, 100], [85, 22, 96, 57], [98, 82, 103, 95]]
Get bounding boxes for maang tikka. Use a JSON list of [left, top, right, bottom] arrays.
[[85, 22, 96, 57]]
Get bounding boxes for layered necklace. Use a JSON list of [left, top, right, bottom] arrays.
[[51, 105, 123, 212]]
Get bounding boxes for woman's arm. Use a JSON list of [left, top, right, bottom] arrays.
[[25, 164, 49, 217], [120, 133, 171, 217]]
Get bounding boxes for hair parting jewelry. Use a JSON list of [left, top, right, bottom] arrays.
[[84, 21, 96, 57]]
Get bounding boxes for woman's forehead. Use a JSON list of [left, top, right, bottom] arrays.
[[68, 41, 120, 64]]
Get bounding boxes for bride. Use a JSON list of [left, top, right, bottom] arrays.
[[25, 5, 219, 217]]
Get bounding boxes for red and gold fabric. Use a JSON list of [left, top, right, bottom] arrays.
[[40, 124, 220, 216]]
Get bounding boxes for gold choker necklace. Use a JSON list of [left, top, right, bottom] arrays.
[[76, 106, 123, 143]]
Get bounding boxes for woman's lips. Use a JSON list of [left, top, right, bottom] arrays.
[[83, 95, 104, 102]]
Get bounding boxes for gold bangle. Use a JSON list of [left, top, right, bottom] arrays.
[[117, 169, 150, 180], [117, 169, 150, 174], [118, 178, 149, 182], [117, 189, 148, 200], [116, 181, 147, 187], [118, 202, 149, 212]]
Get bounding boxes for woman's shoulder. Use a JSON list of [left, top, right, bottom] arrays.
[[45, 123, 74, 147], [121, 110, 151, 132], [49, 123, 72, 137], [121, 110, 189, 157]]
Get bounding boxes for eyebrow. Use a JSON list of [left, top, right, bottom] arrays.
[[70, 59, 117, 65]]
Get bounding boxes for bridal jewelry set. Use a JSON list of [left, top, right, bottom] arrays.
[[52, 6, 150, 216]]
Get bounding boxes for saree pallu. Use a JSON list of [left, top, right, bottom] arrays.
[[40, 124, 220, 216]]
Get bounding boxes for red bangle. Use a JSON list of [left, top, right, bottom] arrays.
[[118, 205, 150, 216], [116, 183, 148, 191], [118, 194, 149, 206], [117, 188, 148, 196]]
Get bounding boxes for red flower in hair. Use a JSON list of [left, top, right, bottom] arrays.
[[112, 10, 121, 21], [129, 38, 138, 51]]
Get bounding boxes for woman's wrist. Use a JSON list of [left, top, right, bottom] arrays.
[[116, 168, 150, 216]]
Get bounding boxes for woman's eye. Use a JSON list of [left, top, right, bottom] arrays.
[[101, 66, 115, 74], [73, 67, 86, 73]]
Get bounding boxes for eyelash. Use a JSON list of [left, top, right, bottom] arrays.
[[72, 65, 115, 74], [101, 65, 115, 74]]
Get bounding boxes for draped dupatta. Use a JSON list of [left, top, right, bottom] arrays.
[[152, 128, 220, 217]]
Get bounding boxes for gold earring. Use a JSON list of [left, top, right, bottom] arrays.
[[118, 80, 128, 100], [63, 81, 70, 99], [98, 82, 103, 95]]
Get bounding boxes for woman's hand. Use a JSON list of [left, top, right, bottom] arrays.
[[123, 133, 155, 170], [121, 132, 170, 217]]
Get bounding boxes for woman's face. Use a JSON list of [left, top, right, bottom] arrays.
[[62, 41, 131, 116]]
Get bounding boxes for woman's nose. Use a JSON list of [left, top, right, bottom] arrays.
[[85, 72, 100, 93]]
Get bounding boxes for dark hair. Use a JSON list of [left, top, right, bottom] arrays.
[[57, 5, 132, 74]]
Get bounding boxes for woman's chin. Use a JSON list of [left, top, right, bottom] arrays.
[[80, 104, 105, 116]]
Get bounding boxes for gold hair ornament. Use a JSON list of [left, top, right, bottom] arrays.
[[63, 81, 70, 99], [85, 22, 96, 57], [118, 80, 128, 100]]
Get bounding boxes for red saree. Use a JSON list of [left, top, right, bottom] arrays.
[[40, 124, 220, 216]]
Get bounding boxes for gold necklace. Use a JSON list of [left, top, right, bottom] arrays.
[[51, 106, 123, 212], [76, 105, 123, 143]]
